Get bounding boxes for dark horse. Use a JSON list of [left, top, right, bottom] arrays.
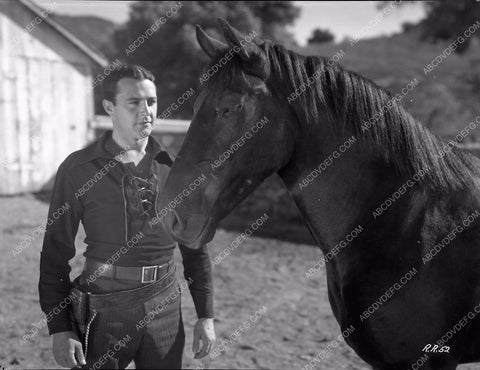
[[158, 19, 480, 369]]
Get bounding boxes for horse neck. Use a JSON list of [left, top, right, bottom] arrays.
[[267, 51, 428, 253], [277, 121, 409, 256]]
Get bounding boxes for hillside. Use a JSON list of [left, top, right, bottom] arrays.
[[294, 31, 480, 139], [49, 13, 118, 59]]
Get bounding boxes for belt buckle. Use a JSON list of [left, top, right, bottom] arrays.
[[141, 265, 158, 283]]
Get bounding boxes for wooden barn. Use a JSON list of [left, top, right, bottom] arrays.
[[0, 0, 108, 194]]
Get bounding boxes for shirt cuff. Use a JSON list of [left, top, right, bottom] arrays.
[[45, 306, 73, 335], [191, 291, 214, 318]]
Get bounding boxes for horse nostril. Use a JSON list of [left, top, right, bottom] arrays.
[[165, 210, 185, 237], [170, 212, 180, 232]]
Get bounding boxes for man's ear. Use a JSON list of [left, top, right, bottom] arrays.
[[102, 99, 115, 116]]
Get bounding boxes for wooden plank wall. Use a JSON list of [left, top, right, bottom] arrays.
[[0, 1, 94, 194]]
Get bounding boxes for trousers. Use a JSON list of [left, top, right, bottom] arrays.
[[72, 268, 185, 370]]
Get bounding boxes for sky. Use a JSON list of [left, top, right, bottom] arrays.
[[31, 0, 427, 46]]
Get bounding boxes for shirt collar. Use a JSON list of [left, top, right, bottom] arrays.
[[104, 131, 159, 160], [70, 130, 172, 167]]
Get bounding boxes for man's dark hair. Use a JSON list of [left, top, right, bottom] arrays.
[[102, 64, 155, 104]]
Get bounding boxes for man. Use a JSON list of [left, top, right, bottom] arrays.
[[38, 64, 215, 369]]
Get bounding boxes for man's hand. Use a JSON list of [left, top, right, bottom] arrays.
[[192, 317, 215, 359], [52, 331, 86, 368]]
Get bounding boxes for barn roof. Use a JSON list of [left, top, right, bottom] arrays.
[[19, 0, 109, 67]]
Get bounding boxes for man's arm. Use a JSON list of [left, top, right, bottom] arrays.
[[179, 243, 214, 318], [38, 163, 83, 334], [179, 243, 215, 358]]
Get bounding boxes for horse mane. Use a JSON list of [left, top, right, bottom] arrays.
[[200, 39, 480, 193], [261, 42, 480, 192]]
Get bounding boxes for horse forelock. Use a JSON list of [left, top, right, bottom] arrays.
[[200, 52, 262, 95]]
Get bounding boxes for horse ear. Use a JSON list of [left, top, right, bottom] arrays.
[[217, 18, 269, 80], [217, 18, 252, 60], [196, 25, 228, 60]]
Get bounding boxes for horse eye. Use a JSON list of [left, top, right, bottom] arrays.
[[215, 107, 233, 117], [215, 104, 243, 117]]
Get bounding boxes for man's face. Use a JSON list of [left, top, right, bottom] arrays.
[[105, 77, 157, 141]]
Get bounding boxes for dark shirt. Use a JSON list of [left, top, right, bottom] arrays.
[[38, 130, 214, 334]]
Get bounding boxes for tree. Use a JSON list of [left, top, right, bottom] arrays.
[[418, 0, 480, 53], [401, 21, 416, 33], [111, 1, 300, 119], [307, 28, 334, 44], [247, 1, 300, 46], [378, 0, 480, 53]]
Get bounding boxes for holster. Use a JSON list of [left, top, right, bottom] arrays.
[[69, 276, 91, 344]]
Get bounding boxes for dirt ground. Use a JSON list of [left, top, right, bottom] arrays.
[[0, 194, 477, 370]]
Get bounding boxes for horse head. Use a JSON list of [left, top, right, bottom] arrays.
[[158, 19, 298, 248]]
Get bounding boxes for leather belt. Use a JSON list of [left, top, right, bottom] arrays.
[[88, 267, 177, 311], [83, 258, 174, 283]]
